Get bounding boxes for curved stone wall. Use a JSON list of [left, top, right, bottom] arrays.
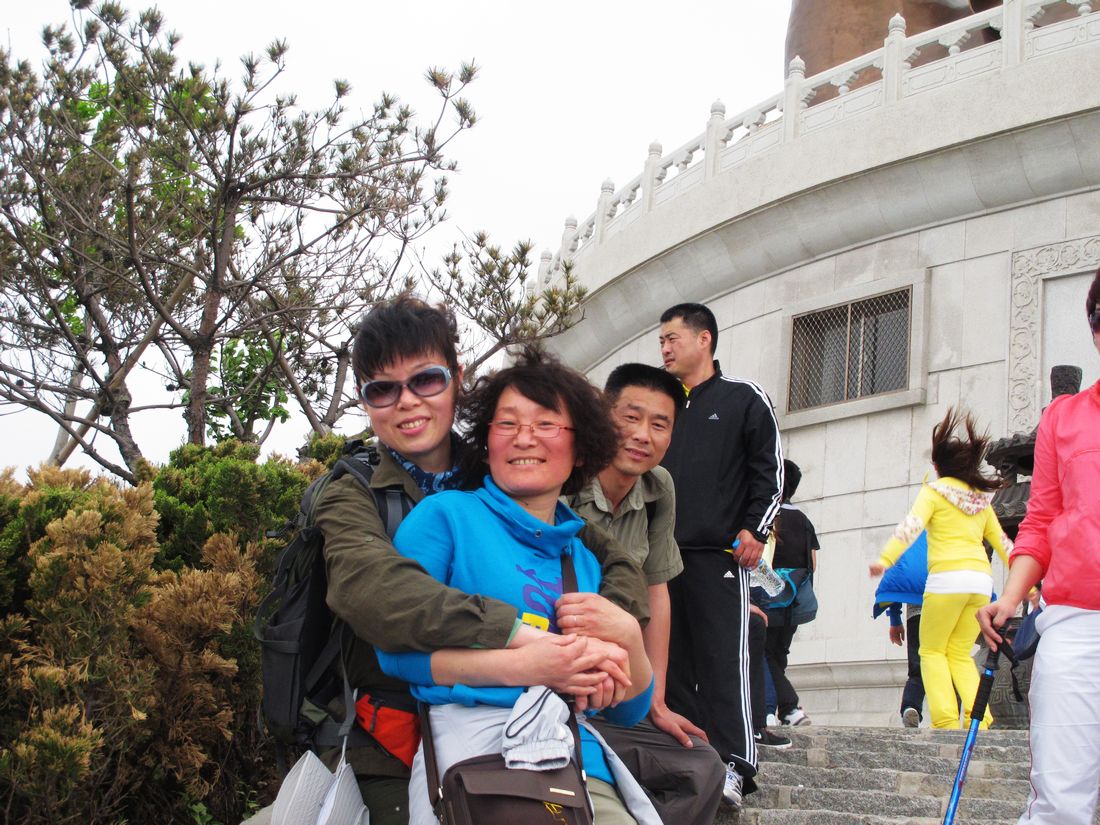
[[544, 0, 1100, 725]]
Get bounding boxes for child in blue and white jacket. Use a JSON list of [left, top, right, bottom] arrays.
[[872, 532, 929, 727]]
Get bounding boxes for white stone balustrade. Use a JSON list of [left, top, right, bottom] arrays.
[[547, 0, 1095, 282]]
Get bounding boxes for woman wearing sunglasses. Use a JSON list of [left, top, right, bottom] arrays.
[[978, 266, 1100, 825], [314, 297, 649, 825], [375, 347, 659, 825]]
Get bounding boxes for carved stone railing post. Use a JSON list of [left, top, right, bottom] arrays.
[[704, 100, 726, 178], [882, 14, 908, 104], [560, 216, 578, 261], [642, 141, 663, 213], [1002, 0, 1026, 67], [535, 250, 552, 293], [594, 179, 615, 243], [782, 56, 807, 142]]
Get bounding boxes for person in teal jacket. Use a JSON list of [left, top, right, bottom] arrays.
[[873, 531, 928, 727], [376, 347, 657, 825]]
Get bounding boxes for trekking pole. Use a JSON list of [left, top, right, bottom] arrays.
[[942, 641, 1012, 825]]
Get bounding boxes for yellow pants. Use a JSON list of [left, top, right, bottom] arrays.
[[919, 592, 993, 730]]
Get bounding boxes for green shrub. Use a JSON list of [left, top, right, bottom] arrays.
[[0, 468, 98, 617], [299, 429, 374, 469], [0, 452, 319, 825], [152, 440, 309, 570]]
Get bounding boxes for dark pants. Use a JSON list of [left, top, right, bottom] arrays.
[[764, 623, 801, 718], [590, 718, 725, 825], [667, 549, 757, 789], [901, 613, 926, 717], [359, 777, 409, 825], [749, 612, 768, 730]]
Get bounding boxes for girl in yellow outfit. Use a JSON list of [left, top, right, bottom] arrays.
[[870, 409, 1011, 729]]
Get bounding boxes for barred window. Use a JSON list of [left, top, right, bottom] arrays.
[[788, 288, 911, 412]]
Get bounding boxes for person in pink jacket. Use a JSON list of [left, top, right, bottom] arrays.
[[978, 265, 1100, 825]]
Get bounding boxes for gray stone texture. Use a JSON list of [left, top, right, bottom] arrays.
[[717, 725, 1100, 825]]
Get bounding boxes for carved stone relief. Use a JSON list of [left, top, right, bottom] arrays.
[[1008, 235, 1100, 432]]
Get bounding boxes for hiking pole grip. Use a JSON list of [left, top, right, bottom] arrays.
[[970, 646, 1000, 722]]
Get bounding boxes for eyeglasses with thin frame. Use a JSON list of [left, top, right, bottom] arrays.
[[359, 365, 452, 408], [489, 420, 575, 439]]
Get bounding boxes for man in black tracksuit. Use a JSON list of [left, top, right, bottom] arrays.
[[657, 302, 784, 807]]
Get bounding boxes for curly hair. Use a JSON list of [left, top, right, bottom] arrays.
[[930, 407, 1004, 493], [458, 346, 619, 496]]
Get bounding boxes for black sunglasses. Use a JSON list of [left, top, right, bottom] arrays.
[[359, 365, 453, 408]]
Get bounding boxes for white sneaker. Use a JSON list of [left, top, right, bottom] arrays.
[[722, 762, 743, 806], [766, 712, 781, 728], [783, 707, 811, 726], [902, 707, 921, 728]]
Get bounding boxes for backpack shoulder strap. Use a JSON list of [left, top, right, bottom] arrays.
[[645, 499, 657, 526], [328, 442, 413, 540]]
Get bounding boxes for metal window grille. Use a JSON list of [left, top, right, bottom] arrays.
[[788, 288, 911, 412]]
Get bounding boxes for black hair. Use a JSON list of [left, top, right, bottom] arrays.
[[659, 303, 718, 355], [604, 362, 685, 413], [1088, 265, 1100, 324], [352, 294, 460, 384], [930, 407, 1004, 493], [459, 346, 619, 496], [782, 459, 802, 502]]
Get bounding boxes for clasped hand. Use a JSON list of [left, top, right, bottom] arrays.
[[517, 633, 630, 711], [553, 592, 642, 710]]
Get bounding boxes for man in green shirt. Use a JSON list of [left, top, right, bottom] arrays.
[[562, 363, 725, 825]]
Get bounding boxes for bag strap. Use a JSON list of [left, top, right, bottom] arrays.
[[420, 553, 591, 814], [559, 555, 588, 784], [805, 517, 814, 580], [421, 702, 444, 808]]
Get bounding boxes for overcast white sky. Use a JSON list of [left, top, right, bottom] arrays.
[[3, 0, 793, 478]]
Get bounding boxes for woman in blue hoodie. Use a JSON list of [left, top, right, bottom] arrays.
[[872, 532, 929, 727], [376, 347, 656, 825]]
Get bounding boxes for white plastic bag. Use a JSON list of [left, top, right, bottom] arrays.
[[316, 761, 368, 825], [271, 750, 334, 825]]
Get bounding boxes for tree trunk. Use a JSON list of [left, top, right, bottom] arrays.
[[187, 194, 239, 445], [48, 365, 85, 465]]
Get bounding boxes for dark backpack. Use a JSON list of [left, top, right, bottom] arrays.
[[254, 440, 412, 763]]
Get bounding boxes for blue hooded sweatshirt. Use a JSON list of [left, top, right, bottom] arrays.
[[375, 476, 653, 784]]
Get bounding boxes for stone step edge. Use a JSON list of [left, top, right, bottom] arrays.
[[730, 810, 1020, 825], [756, 765, 1032, 799]]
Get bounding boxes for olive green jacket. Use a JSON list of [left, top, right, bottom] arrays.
[[315, 446, 649, 777]]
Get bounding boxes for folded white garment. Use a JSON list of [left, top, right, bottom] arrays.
[[501, 686, 572, 771]]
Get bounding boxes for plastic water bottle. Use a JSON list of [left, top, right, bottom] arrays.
[[750, 560, 786, 597], [731, 539, 786, 596]]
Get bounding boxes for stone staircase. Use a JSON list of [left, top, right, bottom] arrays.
[[716, 725, 1100, 825]]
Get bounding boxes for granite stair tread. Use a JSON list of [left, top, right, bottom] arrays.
[[714, 724, 1100, 825]]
